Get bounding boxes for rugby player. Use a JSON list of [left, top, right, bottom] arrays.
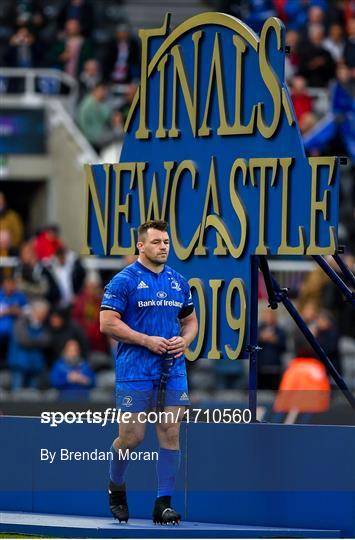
[[100, 220, 198, 525]]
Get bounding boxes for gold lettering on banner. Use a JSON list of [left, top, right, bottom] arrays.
[[125, 13, 259, 135], [219, 35, 257, 135], [278, 157, 305, 255], [185, 278, 206, 361], [134, 14, 171, 139], [156, 54, 169, 138], [136, 161, 175, 222], [250, 158, 278, 254], [81, 163, 111, 255], [257, 18, 282, 138], [225, 278, 247, 359], [198, 33, 228, 137], [208, 279, 223, 359], [229, 158, 248, 257], [110, 163, 136, 255], [306, 157, 337, 255], [169, 31, 203, 138], [170, 160, 201, 260], [195, 157, 227, 255], [125, 15, 296, 138]]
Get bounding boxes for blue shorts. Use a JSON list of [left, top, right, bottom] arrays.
[[116, 376, 190, 412]]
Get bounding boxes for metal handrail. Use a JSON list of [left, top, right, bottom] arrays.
[[0, 67, 78, 114]]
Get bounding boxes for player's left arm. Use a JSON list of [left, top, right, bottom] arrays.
[[168, 310, 198, 358]]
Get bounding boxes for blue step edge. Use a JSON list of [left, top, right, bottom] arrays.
[[0, 512, 342, 538]]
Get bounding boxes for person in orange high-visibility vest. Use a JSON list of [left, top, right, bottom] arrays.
[[273, 357, 331, 414]]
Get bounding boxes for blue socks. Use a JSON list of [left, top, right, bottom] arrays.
[[109, 444, 130, 486], [110, 444, 181, 495], [156, 447, 181, 497]]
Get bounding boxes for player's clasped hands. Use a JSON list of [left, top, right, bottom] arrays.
[[144, 335, 170, 355], [167, 336, 187, 358], [144, 335, 186, 357]]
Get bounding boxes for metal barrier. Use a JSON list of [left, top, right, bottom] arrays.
[[0, 67, 78, 115]]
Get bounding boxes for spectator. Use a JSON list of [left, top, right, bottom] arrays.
[[7, 299, 50, 390], [72, 274, 109, 353], [322, 255, 355, 340], [303, 63, 355, 166], [306, 4, 326, 37], [343, 18, 355, 74], [42, 245, 86, 308], [79, 58, 101, 99], [300, 300, 318, 326], [15, 241, 48, 302], [258, 308, 286, 390], [5, 26, 42, 69], [273, 355, 331, 418], [299, 24, 335, 87], [78, 82, 113, 152], [50, 338, 95, 398], [57, 0, 94, 38], [34, 224, 63, 261], [314, 310, 341, 375], [0, 192, 24, 248], [0, 228, 18, 282], [293, 301, 318, 358], [290, 75, 316, 134], [0, 277, 28, 367], [103, 23, 140, 85], [47, 307, 88, 366], [285, 30, 301, 81], [323, 23, 345, 63], [48, 19, 92, 79], [298, 266, 330, 310]]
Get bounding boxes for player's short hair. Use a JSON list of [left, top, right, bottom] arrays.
[[138, 220, 168, 241]]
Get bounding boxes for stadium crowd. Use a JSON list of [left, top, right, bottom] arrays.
[[0, 201, 112, 396], [0, 1, 354, 160], [0, 0, 354, 400]]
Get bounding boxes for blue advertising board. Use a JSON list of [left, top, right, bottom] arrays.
[[0, 108, 46, 154], [82, 13, 340, 361]]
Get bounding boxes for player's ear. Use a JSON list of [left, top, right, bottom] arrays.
[[137, 241, 144, 252]]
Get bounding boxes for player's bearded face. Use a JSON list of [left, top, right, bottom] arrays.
[[141, 229, 170, 265]]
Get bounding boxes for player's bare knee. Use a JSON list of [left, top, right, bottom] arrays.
[[116, 423, 145, 449], [119, 432, 143, 449], [157, 422, 180, 446]]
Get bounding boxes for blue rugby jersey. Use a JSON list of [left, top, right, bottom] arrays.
[[100, 261, 194, 381]]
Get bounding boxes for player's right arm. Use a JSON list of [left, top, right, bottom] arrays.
[[100, 309, 170, 355], [100, 275, 170, 355]]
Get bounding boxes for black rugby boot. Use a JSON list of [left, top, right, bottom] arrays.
[[108, 480, 129, 523], [152, 495, 181, 525]]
